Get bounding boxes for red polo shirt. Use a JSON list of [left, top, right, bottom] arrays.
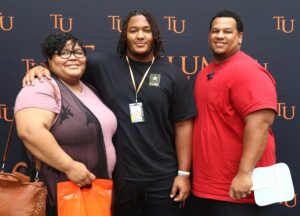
[[192, 51, 277, 203]]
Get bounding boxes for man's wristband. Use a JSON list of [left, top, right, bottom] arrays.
[[177, 170, 190, 177]]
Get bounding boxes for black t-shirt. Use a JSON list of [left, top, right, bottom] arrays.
[[83, 52, 196, 181]]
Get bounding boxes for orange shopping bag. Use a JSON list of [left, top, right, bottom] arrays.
[[57, 179, 113, 216]]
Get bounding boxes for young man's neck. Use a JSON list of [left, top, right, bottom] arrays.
[[126, 52, 155, 62]]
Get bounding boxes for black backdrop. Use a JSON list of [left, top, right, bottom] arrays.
[[0, 0, 299, 215]]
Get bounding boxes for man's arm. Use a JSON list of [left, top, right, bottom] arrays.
[[23, 54, 95, 87], [170, 118, 194, 202], [22, 65, 51, 86], [229, 109, 276, 199]]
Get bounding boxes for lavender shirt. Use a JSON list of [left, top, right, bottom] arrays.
[[14, 78, 117, 177]]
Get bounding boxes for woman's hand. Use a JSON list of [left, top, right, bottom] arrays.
[[64, 161, 96, 187], [23, 65, 52, 86]]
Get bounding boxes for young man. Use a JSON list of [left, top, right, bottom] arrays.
[[190, 10, 277, 216], [24, 10, 196, 216]]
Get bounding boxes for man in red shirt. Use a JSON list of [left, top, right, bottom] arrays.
[[191, 10, 277, 216]]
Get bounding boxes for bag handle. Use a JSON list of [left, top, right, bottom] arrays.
[[1, 118, 41, 178], [1, 119, 15, 171]]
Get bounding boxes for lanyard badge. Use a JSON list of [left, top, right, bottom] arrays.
[[129, 102, 145, 123], [126, 56, 155, 123]]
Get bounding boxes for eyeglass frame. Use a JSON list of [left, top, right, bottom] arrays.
[[55, 49, 86, 59]]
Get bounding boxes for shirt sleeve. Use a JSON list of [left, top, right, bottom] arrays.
[[231, 67, 277, 118], [82, 54, 95, 86], [82, 52, 104, 87], [171, 66, 197, 122], [14, 79, 61, 114]]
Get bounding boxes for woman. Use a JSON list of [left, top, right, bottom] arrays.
[[14, 32, 117, 215]]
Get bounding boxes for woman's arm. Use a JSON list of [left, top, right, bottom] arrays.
[[15, 108, 95, 186]]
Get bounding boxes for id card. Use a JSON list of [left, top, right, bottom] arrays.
[[129, 102, 145, 123]]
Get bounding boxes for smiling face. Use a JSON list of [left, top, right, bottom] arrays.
[[48, 40, 86, 84], [126, 15, 154, 62], [209, 17, 243, 63]]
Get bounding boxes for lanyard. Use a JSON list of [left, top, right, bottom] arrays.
[[126, 55, 155, 103]]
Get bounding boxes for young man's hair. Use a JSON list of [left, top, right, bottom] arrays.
[[117, 10, 164, 58], [209, 10, 244, 32]]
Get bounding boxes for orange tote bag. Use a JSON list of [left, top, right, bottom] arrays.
[[57, 179, 113, 216]]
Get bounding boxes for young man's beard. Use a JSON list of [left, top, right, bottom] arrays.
[[127, 45, 154, 62]]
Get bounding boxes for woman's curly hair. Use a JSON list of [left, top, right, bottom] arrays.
[[41, 32, 86, 65]]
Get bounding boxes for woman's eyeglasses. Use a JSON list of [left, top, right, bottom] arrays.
[[56, 49, 85, 59]]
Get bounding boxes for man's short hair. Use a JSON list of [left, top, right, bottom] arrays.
[[209, 10, 244, 32]]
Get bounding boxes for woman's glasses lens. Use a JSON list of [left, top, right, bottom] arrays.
[[58, 50, 85, 59]]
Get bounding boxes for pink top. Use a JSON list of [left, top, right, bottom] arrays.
[[14, 78, 117, 177]]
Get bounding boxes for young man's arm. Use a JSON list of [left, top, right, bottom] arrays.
[[170, 118, 194, 202]]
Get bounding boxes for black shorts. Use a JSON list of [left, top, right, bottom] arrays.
[[112, 175, 183, 216], [182, 194, 273, 216]]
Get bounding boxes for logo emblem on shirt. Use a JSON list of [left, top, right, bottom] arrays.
[[149, 74, 161, 87]]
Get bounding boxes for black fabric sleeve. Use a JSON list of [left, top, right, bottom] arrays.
[[82, 53, 98, 87], [171, 66, 197, 122]]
